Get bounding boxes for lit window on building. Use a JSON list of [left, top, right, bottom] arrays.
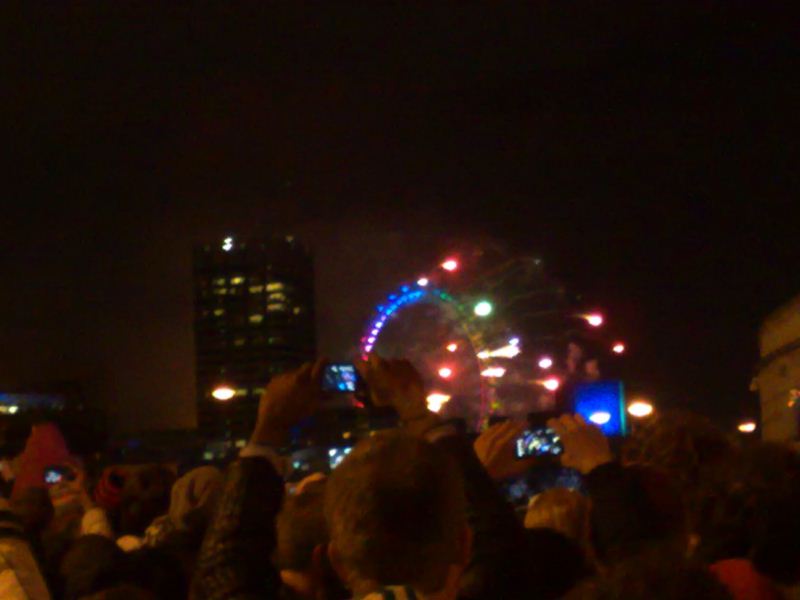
[[233, 338, 245, 347], [266, 282, 284, 292], [213, 278, 226, 286], [236, 388, 247, 397], [235, 439, 247, 448], [267, 303, 287, 312], [230, 276, 245, 285], [249, 314, 264, 324], [213, 308, 225, 317], [293, 306, 302, 315], [248, 285, 264, 294], [253, 387, 265, 395], [268, 292, 287, 302], [213, 288, 227, 296]]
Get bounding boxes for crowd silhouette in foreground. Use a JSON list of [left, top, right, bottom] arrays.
[[2, 355, 799, 599]]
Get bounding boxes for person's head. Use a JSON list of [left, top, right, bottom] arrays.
[[325, 431, 470, 597], [567, 549, 732, 599], [277, 475, 348, 600], [524, 487, 590, 543], [521, 528, 592, 599], [119, 465, 175, 536], [590, 465, 688, 564]]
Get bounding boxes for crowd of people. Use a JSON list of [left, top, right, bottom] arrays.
[[1, 355, 799, 599]]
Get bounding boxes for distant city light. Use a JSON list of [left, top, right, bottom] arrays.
[[538, 356, 554, 369], [612, 342, 626, 354], [509, 337, 520, 346], [211, 385, 236, 402], [585, 313, 604, 327], [589, 411, 612, 425], [543, 377, 561, 392], [417, 277, 429, 287], [441, 259, 459, 272], [446, 342, 458, 352], [474, 300, 493, 317], [222, 237, 234, 252], [476, 350, 490, 359], [426, 392, 451, 413], [738, 421, 757, 433], [438, 366, 453, 379], [481, 367, 506, 378], [627, 400, 654, 418]]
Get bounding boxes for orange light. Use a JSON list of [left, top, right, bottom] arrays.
[[426, 393, 451, 413], [627, 400, 654, 418], [738, 421, 757, 433], [612, 342, 626, 354]]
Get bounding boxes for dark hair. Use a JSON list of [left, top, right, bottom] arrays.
[[568, 549, 732, 600], [118, 466, 175, 536], [591, 465, 687, 563], [522, 528, 592, 599], [325, 431, 466, 594], [276, 478, 328, 570]]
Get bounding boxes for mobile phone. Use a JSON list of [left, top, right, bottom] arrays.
[[322, 363, 361, 393], [44, 465, 76, 485], [328, 447, 353, 470], [515, 428, 563, 459]]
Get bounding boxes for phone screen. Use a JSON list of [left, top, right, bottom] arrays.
[[515, 428, 563, 459], [322, 364, 360, 393], [44, 468, 63, 485], [328, 447, 353, 470]]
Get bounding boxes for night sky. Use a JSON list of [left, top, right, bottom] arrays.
[[3, 5, 797, 433]]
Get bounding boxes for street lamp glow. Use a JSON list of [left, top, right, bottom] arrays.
[[627, 400, 654, 418], [585, 313, 604, 327], [589, 411, 612, 426], [417, 277, 429, 287], [438, 366, 453, 379], [441, 259, 459, 272], [612, 342, 626, 354], [480, 367, 506, 378], [446, 342, 458, 352], [212, 385, 236, 402], [538, 356, 554, 370], [474, 300, 493, 317], [738, 421, 757, 433], [509, 337, 520, 346], [476, 350, 490, 360], [426, 392, 451, 413], [543, 377, 560, 392]]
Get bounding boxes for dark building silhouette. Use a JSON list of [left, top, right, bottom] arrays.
[[193, 236, 315, 441]]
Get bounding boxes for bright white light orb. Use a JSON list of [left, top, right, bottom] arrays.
[[589, 411, 612, 425], [538, 357, 554, 369], [212, 385, 236, 401], [426, 393, 452, 413], [438, 367, 453, 379], [474, 301, 493, 317], [612, 342, 626, 354], [543, 378, 560, 392], [417, 277, 429, 287], [446, 342, 458, 352], [441, 259, 458, 272], [222, 237, 234, 252], [585, 313, 604, 327], [738, 421, 757, 433], [481, 367, 506, 378], [627, 401, 654, 418]]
